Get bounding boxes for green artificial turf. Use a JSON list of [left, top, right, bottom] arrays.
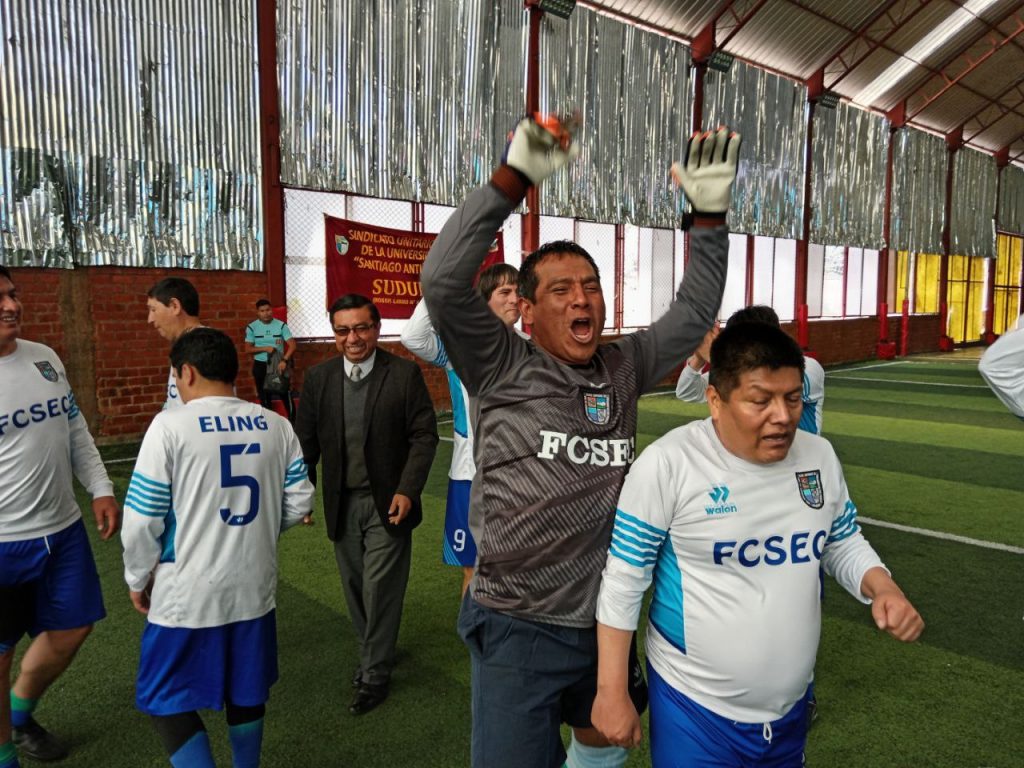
[[12, 356, 1023, 767]]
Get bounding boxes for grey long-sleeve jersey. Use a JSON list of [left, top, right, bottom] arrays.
[[421, 179, 728, 628]]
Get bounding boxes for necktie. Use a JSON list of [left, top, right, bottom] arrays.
[[351, 364, 362, 382]]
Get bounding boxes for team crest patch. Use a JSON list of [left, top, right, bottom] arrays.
[[335, 234, 349, 255], [795, 470, 824, 509], [34, 361, 58, 382], [583, 392, 610, 425]]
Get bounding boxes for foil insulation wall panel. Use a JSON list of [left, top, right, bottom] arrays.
[[950, 146, 997, 258], [810, 101, 888, 249], [703, 59, 807, 240], [998, 163, 1024, 235], [0, 0, 263, 269], [890, 127, 947, 256]]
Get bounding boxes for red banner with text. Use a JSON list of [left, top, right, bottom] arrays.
[[324, 216, 504, 319]]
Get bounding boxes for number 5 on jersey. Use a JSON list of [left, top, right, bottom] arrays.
[[220, 443, 261, 526]]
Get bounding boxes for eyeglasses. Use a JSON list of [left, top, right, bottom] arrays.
[[333, 323, 377, 337]]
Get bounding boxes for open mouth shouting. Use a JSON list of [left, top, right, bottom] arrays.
[[570, 317, 594, 344]]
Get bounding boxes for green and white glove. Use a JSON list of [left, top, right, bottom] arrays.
[[504, 116, 580, 186], [671, 128, 741, 216]]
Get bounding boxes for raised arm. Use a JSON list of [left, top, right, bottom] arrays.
[[627, 129, 741, 391], [421, 117, 578, 396], [400, 299, 448, 368]]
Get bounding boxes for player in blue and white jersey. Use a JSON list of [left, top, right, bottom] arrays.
[[121, 328, 313, 768], [400, 263, 520, 595], [146, 277, 204, 410], [676, 305, 826, 435], [0, 265, 120, 767], [979, 313, 1024, 420], [593, 322, 923, 767]]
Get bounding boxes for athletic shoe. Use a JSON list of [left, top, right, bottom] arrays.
[[13, 717, 69, 762]]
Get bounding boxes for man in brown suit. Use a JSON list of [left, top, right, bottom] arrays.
[[295, 294, 438, 716]]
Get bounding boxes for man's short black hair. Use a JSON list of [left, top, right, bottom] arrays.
[[170, 328, 238, 385], [327, 294, 381, 325], [256, 298, 272, 309], [518, 240, 599, 302], [478, 263, 519, 302], [726, 304, 780, 329], [0, 264, 11, 282], [708, 322, 804, 400], [148, 278, 200, 317]]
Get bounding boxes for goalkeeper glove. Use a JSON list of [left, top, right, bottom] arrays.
[[504, 114, 580, 187], [671, 127, 741, 217]]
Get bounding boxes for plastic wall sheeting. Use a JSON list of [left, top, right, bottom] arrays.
[[0, 0, 263, 270], [890, 128, 946, 256], [703, 60, 806, 239], [997, 163, 1024, 235], [538, 8, 691, 228], [277, 0, 524, 205], [950, 147, 997, 258], [810, 102, 888, 249]]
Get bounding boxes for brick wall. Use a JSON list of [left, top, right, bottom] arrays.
[[7, 263, 947, 441]]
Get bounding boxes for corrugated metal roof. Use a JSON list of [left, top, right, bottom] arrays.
[[582, 0, 1024, 164]]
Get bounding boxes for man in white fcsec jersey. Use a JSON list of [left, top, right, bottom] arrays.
[[400, 262, 520, 596], [121, 328, 313, 768], [592, 322, 923, 767], [146, 277, 204, 410], [0, 265, 121, 766]]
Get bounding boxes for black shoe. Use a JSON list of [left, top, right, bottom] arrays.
[[13, 717, 69, 762], [348, 683, 388, 716], [351, 667, 362, 689]]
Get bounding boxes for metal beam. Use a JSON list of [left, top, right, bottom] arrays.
[[904, 8, 1024, 124], [820, 0, 934, 93], [961, 75, 1024, 143], [713, 0, 771, 50]]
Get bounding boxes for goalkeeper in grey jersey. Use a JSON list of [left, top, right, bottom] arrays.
[[421, 118, 740, 768]]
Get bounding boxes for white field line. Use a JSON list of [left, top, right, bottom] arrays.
[[859, 516, 1024, 555], [827, 375, 988, 389]]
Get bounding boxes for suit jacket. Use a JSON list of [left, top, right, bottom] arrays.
[[295, 348, 438, 540]]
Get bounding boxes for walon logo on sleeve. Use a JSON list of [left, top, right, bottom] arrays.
[[705, 485, 737, 516]]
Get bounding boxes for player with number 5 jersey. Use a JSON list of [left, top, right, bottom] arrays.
[[121, 328, 314, 768]]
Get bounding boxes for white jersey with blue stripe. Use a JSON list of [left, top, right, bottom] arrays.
[[0, 339, 114, 541], [401, 300, 476, 481], [675, 355, 826, 434], [122, 396, 314, 628], [596, 418, 884, 723]]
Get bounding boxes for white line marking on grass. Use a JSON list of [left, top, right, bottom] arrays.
[[828, 361, 901, 374], [859, 516, 1024, 554], [827, 375, 988, 389]]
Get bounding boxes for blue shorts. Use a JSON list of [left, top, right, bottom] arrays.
[[458, 592, 647, 768], [649, 664, 810, 768], [136, 610, 279, 715], [0, 519, 106, 653], [442, 479, 476, 567]]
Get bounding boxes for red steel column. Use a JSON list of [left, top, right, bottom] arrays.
[[523, 2, 543, 256], [257, 0, 286, 305], [794, 99, 816, 348], [938, 128, 961, 350]]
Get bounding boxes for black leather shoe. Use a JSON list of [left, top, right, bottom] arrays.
[[351, 667, 362, 689], [12, 717, 69, 761], [348, 683, 388, 715]]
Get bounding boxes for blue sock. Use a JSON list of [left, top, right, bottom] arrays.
[[9, 694, 36, 729], [228, 718, 264, 768], [169, 730, 216, 768], [564, 734, 628, 768], [0, 741, 20, 768]]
